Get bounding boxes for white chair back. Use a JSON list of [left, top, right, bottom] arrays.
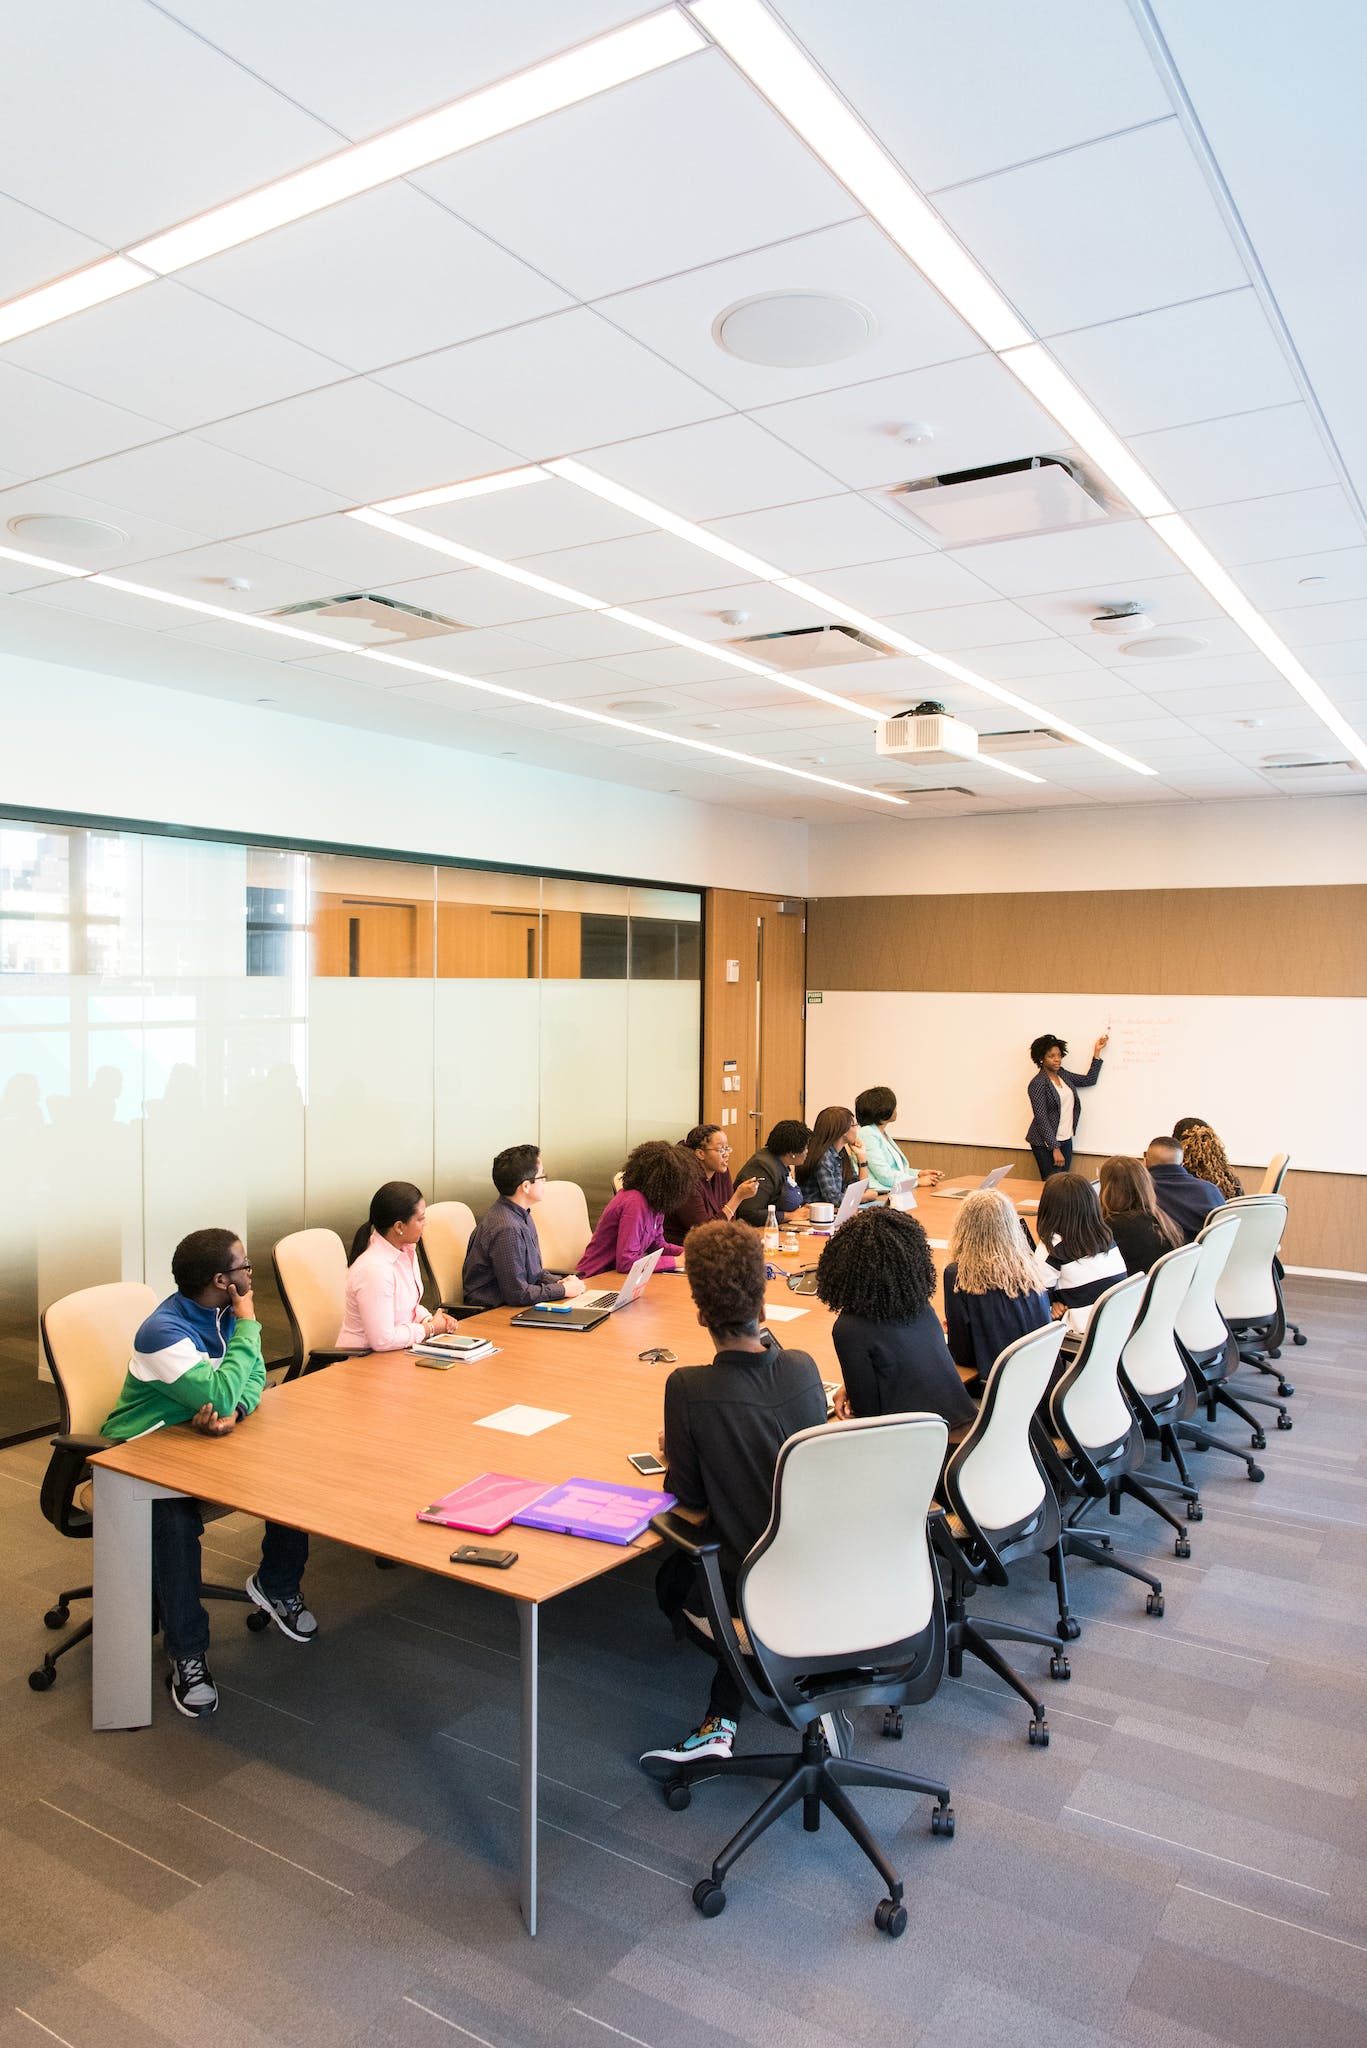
[[1053, 1274, 1145, 1451], [1214, 1195, 1287, 1322], [952, 1322, 1067, 1531], [1121, 1243, 1202, 1401], [273, 1228, 347, 1360], [41, 1282, 158, 1436], [1175, 1214, 1239, 1355], [532, 1180, 592, 1272], [421, 1200, 476, 1301], [1259, 1152, 1290, 1196], [741, 1414, 946, 1661]]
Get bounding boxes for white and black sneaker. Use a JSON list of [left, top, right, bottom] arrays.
[[246, 1573, 318, 1643], [167, 1654, 218, 1718]]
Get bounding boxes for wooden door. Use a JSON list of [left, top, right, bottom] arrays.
[[751, 896, 807, 1144]]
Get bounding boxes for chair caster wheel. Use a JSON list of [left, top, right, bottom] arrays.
[[882, 1707, 904, 1740], [1175, 1539, 1191, 1560], [1028, 1718, 1049, 1747], [693, 1879, 726, 1918], [930, 1802, 955, 1837], [245, 1610, 271, 1632], [1276, 1414, 1293, 1430], [1266, 1347, 1281, 1360], [1049, 1653, 1070, 1681], [1251, 1432, 1267, 1451], [1248, 1465, 1265, 1482], [664, 1780, 691, 1812], [43, 1606, 70, 1630], [29, 1666, 56, 1691], [874, 1897, 907, 1937], [1188, 1501, 1204, 1521], [1291, 1333, 1307, 1348], [1057, 1616, 1081, 1642], [1146, 1593, 1165, 1618]]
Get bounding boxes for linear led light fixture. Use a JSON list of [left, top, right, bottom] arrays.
[[998, 345, 1173, 519], [374, 467, 549, 516], [0, 254, 155, 347], [1149, 514, 1367, 772], [0, 540, 97, 578]]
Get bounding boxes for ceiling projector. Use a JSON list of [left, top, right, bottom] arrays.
[[875, 700, 979, 766]]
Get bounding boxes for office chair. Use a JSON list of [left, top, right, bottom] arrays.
[[272, 1228, 367, 1381], [1173, 1216, 1266, 1480], [1256, 1154, 1307, 1354], [1036, 1275, 1169, 1614], [30, 1281, 249, 1692], [1115, 1243, 1210, 1530], [417, 1200, 477, 1313], [645, 1414, 955, 1936], [930, 1320, 1073, 1747], [531, 1179, 592, 1274], [1216, 1196, 1298, 1410]]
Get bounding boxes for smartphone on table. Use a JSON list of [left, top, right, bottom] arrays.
[[628, 1451, 666, 1477]]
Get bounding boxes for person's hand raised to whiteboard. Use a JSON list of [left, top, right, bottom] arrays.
[[1093, 1032, 1110, 1059]]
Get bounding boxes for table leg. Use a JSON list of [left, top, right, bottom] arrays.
[[517, 1598, 539, 1936], [91, 1466, 162, 1730]]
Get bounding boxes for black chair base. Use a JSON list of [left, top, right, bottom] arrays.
[[650, 1721, 953, 1934], [944, 1607, 1067, 1745], [1061, 1503, 1165, 1614], [30, 1578, 250, 1691]]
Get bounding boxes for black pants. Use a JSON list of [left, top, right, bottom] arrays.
[[1031, 1139, 1073, 1181], [153, 1497, 309, 1660]]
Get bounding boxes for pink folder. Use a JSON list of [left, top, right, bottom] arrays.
[[417, 1473, 551, 1535]]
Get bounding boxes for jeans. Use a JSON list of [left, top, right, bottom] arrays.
[[152, 1497, 309, 1660], [1031, 1139, 1073, 1181]]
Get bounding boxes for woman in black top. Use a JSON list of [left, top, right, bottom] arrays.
[[943, 1188, 1050, 1389], [1099, 1156, 1183, 1275], [814, 1207, 975, 1438]]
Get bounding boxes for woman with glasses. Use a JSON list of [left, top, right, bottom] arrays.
[[336, 1180, 461, 1351], [814, 1206, 976, 1437], [578, 1140, 700, 1278], [664, 1125, 761, 1244]]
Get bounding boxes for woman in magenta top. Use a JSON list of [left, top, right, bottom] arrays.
[[578, 1141, 701, 1279]]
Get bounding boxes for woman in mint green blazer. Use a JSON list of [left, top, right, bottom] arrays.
[[854, 1085, 943, 1194]]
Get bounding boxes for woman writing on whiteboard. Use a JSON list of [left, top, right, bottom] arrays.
[[1025, 1031, 1109, 1181]]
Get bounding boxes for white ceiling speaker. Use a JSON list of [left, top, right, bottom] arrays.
[[8, 512, 127, 551], [1090, 602, 1151, 637], [712, 291, 877, 368], [608, 698, 679, 716], [1119, 633, 1210, 659]]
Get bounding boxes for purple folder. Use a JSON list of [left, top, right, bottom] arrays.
[[512, 1476, 675, 1545]]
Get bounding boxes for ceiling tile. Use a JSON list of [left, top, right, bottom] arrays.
[[635, 578, 835, 641], [375, 307, 725, 457], [1017, 571, 1220, 635], [12, 575, 195, 634], [496, 610, 657, 661], [0, 476, 207, 569], [115, 540, 342, 614], [941, 638, 1108, 682], [187, 184, 571, 375], [1050, 290, 1300, 437], [754, 354, 1059, 490], [417, 52, 854, 301], [4, 281, 347, 432], [772, 0, 1171, 191], [236, 511, 464, 587], [1267, 597, 1367, 649], [198, 379, 518, 503], [704, 493, 924, 573], [1128, 404, 1337, 509], [1186, 487, 1365, 565], [935, 123, 1247, 336], [1233, 548, 1367, 612], [0, 193, 108, 302], [373, 565, 574, 629], [0, 362, 164, 478], [597, 217, 982, 409], [515, 530, 743, 607], [407, 477, 647, 559], [944, 520, 1176, 599], [810, 554, 997, 615], [572, 415, 839, 521], [0, 0, 336, 246], [49, 438, 346, 539], [884, 599, 1056, 653]]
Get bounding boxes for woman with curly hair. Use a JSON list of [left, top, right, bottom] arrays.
[[577, 1140, 700, 1278], [816, 1207, 976, 1435], [1174, 1123, 1244, 1202], [943, 1188, 1050, 1384]]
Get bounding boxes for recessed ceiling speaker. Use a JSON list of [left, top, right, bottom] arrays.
[[1119, 633, 1210, 659], [712, 291, 877, 368], [8, 512, 127, 551], [608, 698, 679, 717]]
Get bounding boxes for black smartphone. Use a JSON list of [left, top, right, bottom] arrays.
[[628, 1451, 666, 1477], [449, 1545, 518, 1569]]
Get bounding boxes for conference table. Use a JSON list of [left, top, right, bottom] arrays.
[[87, 1174, 1039, 1933]]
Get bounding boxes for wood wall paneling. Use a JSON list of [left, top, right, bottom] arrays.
[[702, 887, 755, 1129], [701, 890, 808, 1141]]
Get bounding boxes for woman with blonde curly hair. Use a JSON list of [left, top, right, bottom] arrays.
[[943, 1187, 1050, 1385], [1173, 1122, 1244, 1202]]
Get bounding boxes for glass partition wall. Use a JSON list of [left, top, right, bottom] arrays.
[[0, 819, 701, 1443]]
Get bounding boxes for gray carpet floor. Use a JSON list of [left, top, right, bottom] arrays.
[[1, 1277, 1364, 2048]]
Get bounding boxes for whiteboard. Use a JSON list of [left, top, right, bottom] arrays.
[[804, 991, 1366, 1177]]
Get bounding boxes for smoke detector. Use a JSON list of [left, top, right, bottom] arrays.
[[1091, 602, 1151, 637]]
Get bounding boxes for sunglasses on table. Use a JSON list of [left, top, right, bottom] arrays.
[[785, 1267, 820, 1295], [638, 1347, 676, 1364]]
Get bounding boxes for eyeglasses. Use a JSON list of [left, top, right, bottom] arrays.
[[638, 1347, 676, 1364], [228, 1261, 254, 1276]]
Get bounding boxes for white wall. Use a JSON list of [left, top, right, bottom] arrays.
[[0, 652, 807, 895], [808, 794, 1367, 896]]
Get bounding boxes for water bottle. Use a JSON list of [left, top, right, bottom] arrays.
[[762, 1204, 780, 1251]]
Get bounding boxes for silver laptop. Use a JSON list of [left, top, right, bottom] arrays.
[[510, 1249, 662, 1331], [941, 1164, 1013, 1199]]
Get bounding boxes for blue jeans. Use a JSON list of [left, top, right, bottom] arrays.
[[1031, 1139, 1073, 1181], [153, 1497, 309, 1660]]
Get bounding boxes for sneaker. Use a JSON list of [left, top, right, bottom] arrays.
[[167, 1654, 218, 1718], [246, 1573, 318, 1643], [639, 1715, 736, 1773]]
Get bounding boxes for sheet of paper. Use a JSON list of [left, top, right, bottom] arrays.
[[926, 1237, 950, 1250], [762, 1301, 808, 1321], [473, 1404, 570, 1436]]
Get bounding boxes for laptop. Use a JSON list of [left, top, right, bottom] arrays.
[[941, 1164, 1014, 1199], [510, 1249, 662, 1332]]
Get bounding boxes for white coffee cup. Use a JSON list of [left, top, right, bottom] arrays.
[[808, 1201, 835, 1224]]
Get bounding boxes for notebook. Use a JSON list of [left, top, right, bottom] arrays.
[[512, 1476, 675, 1544], [412, 1330, 497, 1364], [416, 1473, 551, 1535], [509, 1250, 662, 1331]]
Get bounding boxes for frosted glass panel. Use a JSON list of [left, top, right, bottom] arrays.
[[540, 981, 628, 1213], [626, 983, 701, 1143], [434, 979, 541, 1211]]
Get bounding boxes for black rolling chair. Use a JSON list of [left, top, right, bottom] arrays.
[[643, 1413, 956, 1937]]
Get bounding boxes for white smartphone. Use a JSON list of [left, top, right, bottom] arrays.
[[628, 1451, 666, 1477]]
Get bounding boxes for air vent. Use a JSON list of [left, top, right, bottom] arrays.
[[978, 727, 1079, 754], [1261, 757, 1364, 777], [730, 622, 891, 668], [880, 784, 977, 799], [886, 455, 1109, 546], [271, 591, 469, 645]]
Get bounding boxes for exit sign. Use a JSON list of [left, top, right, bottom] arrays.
[[806, 991, 823, 1004]]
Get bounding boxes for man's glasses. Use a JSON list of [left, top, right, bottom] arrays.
[[228, 1262, 254, 1277]]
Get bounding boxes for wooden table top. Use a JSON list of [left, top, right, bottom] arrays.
[[92, 1177, 1041, 1605]]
